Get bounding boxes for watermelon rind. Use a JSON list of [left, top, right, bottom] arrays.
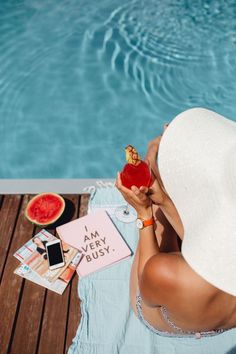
[[25, 192, 65, 226]]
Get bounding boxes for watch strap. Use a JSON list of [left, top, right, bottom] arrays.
[[142, 217, 155, 227]]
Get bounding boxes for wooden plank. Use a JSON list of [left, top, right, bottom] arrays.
[[10, 197, 47, 354], [78, 194, 90, 218], [0, 195, 4, 210], [65, 275, 80, 353], [65, 193, 90, 353], [0, 195, 35, 354], [10, 280, 46, 354], [0, 195, 22, 282], [37, 195, 80, 354]]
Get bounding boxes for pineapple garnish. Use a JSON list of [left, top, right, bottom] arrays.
[[125, 145, 141, 166]]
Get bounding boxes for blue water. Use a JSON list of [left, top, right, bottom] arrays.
[[0, 0, 236, 178]]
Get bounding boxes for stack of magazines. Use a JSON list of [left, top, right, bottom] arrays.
[[13, 229, 82, 295]]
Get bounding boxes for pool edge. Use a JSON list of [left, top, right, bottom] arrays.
[[0, 179, 115, 194]]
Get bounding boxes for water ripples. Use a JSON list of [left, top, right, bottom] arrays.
[[1, 0, 236, 177], [84, 0, 236, 109]]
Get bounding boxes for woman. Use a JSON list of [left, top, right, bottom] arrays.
[[116, 107, 236, 339]]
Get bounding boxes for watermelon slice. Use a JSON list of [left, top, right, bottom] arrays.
[[25, 193, 65, 226]]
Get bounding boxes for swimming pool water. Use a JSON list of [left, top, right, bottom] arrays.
[[0, 0, 236, 178]]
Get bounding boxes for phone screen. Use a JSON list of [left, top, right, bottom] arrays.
[[47, 242, 64, 266]]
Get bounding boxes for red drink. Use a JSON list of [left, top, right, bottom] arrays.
[[120, 145, 153, 189]]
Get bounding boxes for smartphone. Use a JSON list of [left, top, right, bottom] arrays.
[[46, 239, 65, 270]]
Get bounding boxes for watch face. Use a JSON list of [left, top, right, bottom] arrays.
[[136, 219, 143, 229]]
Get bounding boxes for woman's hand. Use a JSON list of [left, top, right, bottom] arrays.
[[115, 172, 153, 219], [115, 123, 169, 217]]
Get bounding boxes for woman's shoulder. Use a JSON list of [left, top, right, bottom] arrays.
[[139, 252, 218, 308], [140, 252, 236, 329]]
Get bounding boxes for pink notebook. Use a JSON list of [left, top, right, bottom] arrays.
[[56, 210, 131, 277]]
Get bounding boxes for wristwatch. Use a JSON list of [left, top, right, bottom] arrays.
[[136, 217, 155, 230]]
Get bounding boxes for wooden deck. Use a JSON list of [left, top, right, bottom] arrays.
[[0, 194, 90, 354]]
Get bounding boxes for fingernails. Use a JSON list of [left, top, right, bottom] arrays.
[[131, 186, 139, 194]]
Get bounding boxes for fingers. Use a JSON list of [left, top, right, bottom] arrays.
[[115, 173, 150, 202], [131, 185, 149, 202], [139, 185, 149, 194], [115, 172, 135, 200], [115, 172, 129, 193], [115, 171, 121, 189], [115, 173, 131, 204]]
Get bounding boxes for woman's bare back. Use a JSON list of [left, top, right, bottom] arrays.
[[130, 250, 236, 334]]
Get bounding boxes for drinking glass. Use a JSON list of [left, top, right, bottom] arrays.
[[115, 161, 153, 223]]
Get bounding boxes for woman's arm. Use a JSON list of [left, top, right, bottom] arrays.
[[137, 218, 160, 283], [135, 205, 180, 278], [153, 204, 181, 251], [115, 175, 180, 304], [115, 175, 158, 282]]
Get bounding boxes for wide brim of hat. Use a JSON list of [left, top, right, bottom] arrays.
[[158, 107, 236, 296]]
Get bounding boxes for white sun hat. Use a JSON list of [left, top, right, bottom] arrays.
[[158, 107, 236, 296]]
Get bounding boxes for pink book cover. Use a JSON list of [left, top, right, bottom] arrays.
[[56, 210, 131, 277]]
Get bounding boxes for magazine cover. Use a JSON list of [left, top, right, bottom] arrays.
[[13, 229, 78, 283], [14, 251, 82, 295], [56, 210, 132, 277]]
